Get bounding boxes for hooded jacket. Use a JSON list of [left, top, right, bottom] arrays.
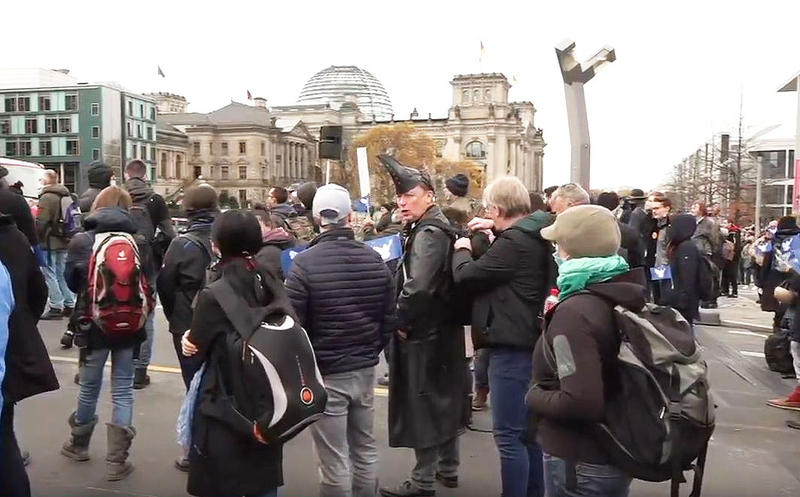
[[255, 228, 294, 280], [64, 207, 152, 350], [527, 271, 648, 464], [157, 209, 217, 335], [124, 176, 176, 239], [270, 202, 296, 220], [36, 183, 72, 250], [661, 214, 702, 321], [0, 215, 58, 403], [453, 210, 554, 349]]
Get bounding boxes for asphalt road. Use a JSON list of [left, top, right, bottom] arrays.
[[15, 306, 800, 497]]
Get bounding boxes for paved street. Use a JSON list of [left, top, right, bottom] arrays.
[[15, 298, 800, 497]]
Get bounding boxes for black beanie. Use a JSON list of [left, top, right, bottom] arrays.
[[777, 216, 798, 231], [445, 174, 469, 197], [87, 161, 114, 189]]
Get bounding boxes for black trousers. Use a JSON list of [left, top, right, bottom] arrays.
[[0, 403, 30, 497], [722, 261, 739, 296], [171, 333, 204, 390]]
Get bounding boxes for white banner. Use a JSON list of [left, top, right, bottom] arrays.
[[356, 147, 370, 199]]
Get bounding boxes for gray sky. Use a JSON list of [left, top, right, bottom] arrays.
[[5, 0, 799, 190]]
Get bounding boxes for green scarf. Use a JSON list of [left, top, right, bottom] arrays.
[[557, 254, 630, 300]]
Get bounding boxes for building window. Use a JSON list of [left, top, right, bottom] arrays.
[[17, 97, 30, 112], [239, 189, 247, 207], [24, 119, 37, 134], [261, 166, 267, 178], [20, 141, 31, 156], [239, 166, 247, 179], [0, 120, 9, 135], [221, 142, 229, 155], [136, 124, 142, 138], [91, 126, 100, 138], [66, 140, 79, 155], [261, 141, 266, 156], [209, 143, 214, 155], [176, 155, 183, 178], [150, 108, 155, 120], [462, 90, 469, 104], [4, 97, 16, 112], [128, 101, 133, 115], [146, 126, 153, 141], [276, 154, 282, 164], [139, 144, 145, 159], [139, 104, 144, 117], [126, 122, 132, 136], [194, 166, 202, 178], [45, 118, 58, 133], [91, 103, 99, 116], [192, 142, 200, 155], [65, 94, 77, 111], [485, 89, 491, 101], [6, 141, 17, 156], [39, 95, 51, 111], [92, 149, 100, 160], [151, 147, 156, 161], [239, 141, 246, 154], [39, 140, 51, 156], [161, 153, 168, 179], [58, 118, 72, 133], [465, 140, 485, 159], [473, 89, 480, 103], [221, 166, 229, 179]]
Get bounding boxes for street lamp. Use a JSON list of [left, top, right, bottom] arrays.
[[555, 39, 616, 190], [778, 71, 800, 213]]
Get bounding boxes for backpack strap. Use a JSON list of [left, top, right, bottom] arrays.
[[208, 277, 268, 341], [180, 232, 213, 261]]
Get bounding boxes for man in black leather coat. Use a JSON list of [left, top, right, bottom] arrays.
[[378, 155, 468, 497]]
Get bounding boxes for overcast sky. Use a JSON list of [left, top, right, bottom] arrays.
[[5, 0, 799, 190]]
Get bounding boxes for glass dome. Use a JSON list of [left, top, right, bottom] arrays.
[[297, 65, 394, 120]]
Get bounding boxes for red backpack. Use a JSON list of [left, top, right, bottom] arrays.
[[85, 232, 153, 336]]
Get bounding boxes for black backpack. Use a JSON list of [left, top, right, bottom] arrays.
[[207, 275, 326, 445], [546, 292, 715, 497], [129, 196, 156, 244], [765, 307, 795, 374]]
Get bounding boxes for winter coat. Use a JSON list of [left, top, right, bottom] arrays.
[[692, 216, 721, 257], [187, 260, 290, 496], [452, 211, 553, 350], [285, 227, 395, 376], [661, 214, 701, 322], [389, 206, 468, 449], [64, 207, 152, 351], [527, 271, 648, 465], [270, 202, 296, 220], [157, 210, 217, 335], [255, 229, 294, 280], [759, 226, 800, 312], [0, 215, 58, 403], [0, 186, 36, 246], [36, 183, 72, 250]]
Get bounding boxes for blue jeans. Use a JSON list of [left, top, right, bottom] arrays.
[[43, 249, 74, 310], [76, 347, 135, 426], [543, 453, 631, 497], [488, 347, 544, 497], [134, 311, 155, 370]]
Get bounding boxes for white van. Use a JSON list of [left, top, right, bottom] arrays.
[[0, 157, 47, 200]]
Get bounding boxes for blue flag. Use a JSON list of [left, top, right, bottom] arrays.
[[281, 234, 403, 275]]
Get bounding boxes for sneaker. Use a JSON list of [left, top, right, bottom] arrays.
[[60, 330, 74, 349], [767, 387, 800, 411], [380, 481, 434, 497], [41, 308, 63, 320], [435, 472, 458, 488], [472, 388, 488, 411], [63, 306, 74, 317], [787, 419, 800, 430], [133, 368, 150, 390]]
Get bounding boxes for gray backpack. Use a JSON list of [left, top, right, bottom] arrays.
[[548, 293, 715, 497]]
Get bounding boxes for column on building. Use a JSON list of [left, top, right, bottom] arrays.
[[302, 146, 309, 179], [283, 142, 289, 183]]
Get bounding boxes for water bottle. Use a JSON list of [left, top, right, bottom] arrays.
[[543, 288, 560, 316]]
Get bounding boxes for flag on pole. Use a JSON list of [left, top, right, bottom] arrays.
[[157, 65, 165, 78], [247, 90, 253, 100], [480, 41, 485, 62]]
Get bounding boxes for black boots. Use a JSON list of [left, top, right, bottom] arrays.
[[133, 368, 150, 390], [106, 423, 136, 481], [60, 330, 74, 348], [61, 412, 97, 462]]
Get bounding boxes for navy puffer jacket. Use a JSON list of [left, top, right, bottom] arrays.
[[285, 227, 395, 376]]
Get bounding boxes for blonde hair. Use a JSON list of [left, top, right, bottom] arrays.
[[92, 186, 132, 211], [483, 176, 531, 218]]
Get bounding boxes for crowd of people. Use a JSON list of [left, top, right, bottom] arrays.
[[0, 152, 786, 497]]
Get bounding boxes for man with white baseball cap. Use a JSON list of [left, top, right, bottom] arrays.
[[286, 183, 396, 497]]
